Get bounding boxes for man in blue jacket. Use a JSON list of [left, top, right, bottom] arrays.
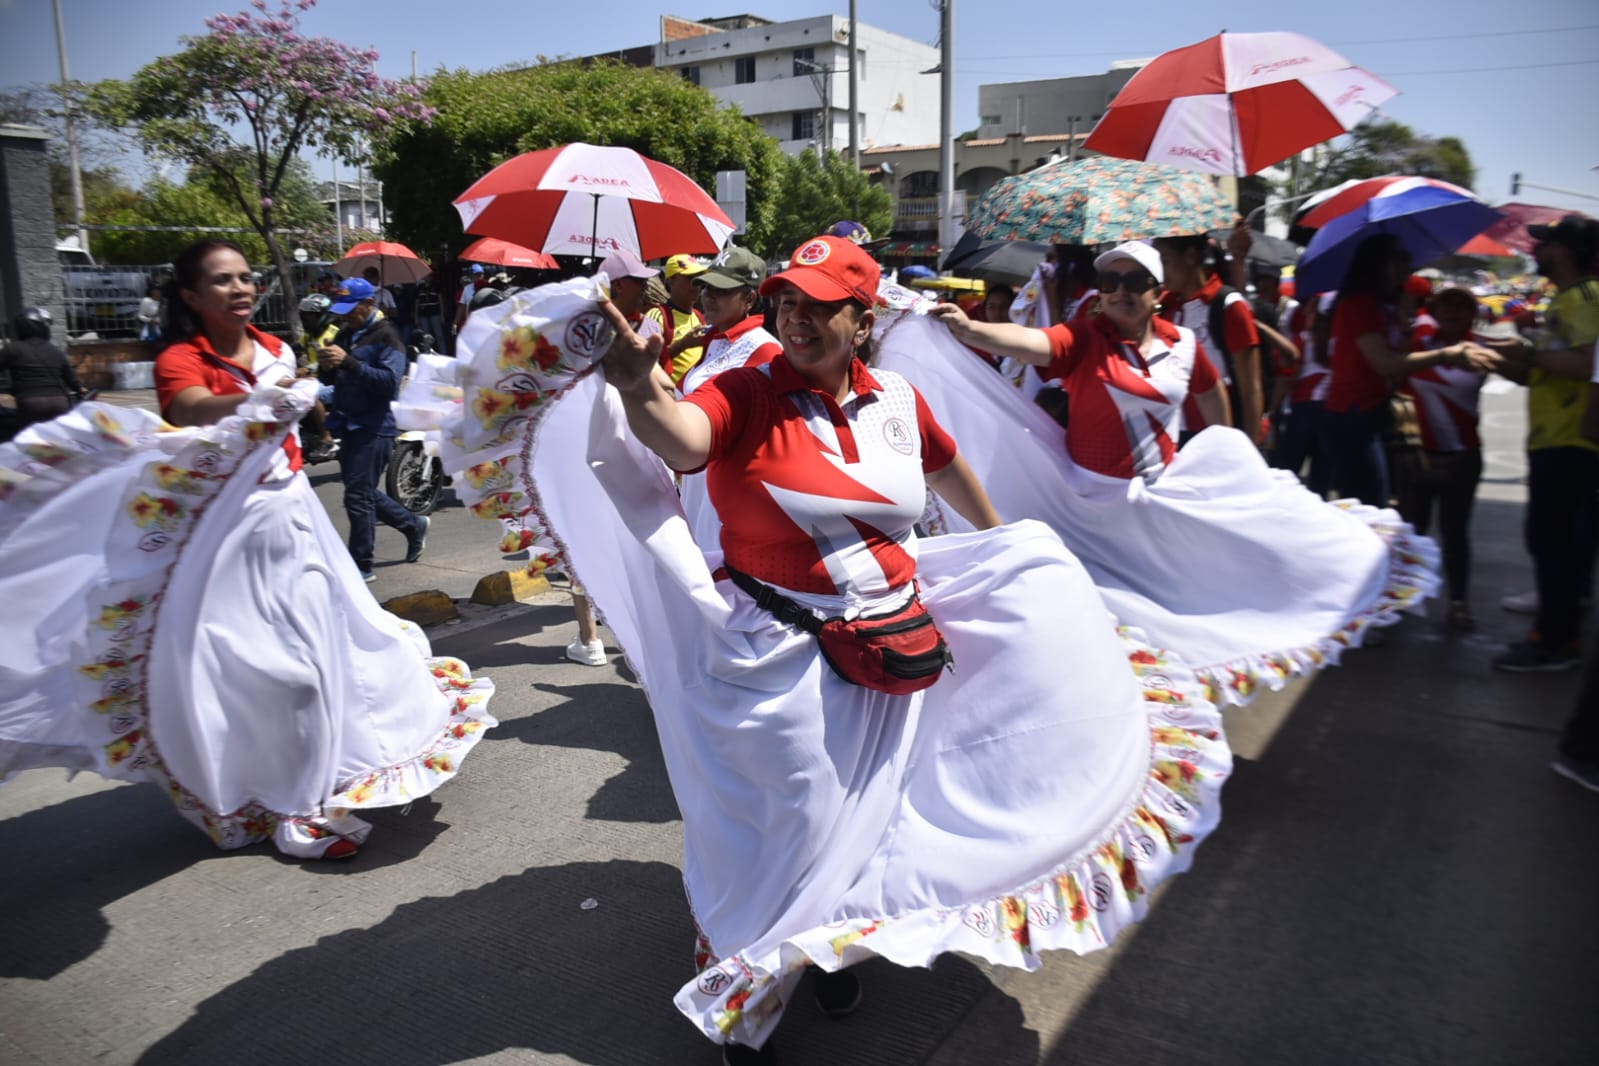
[[320, 277, 428, 581]]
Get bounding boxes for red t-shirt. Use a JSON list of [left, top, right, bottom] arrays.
[[1042, 316, 1220, 481], [1326, 293, 1400, 413], [684, 356, 956, 597], [155, 326, 302, 471], [1160, 273, 1260, 383]]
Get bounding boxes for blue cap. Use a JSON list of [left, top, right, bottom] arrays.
[[468, 263, 485, 274], [828, 220, 873, 244], [328, 276, 377, 314]]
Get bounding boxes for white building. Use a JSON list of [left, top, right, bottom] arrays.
[[653, 14, 940, 157]]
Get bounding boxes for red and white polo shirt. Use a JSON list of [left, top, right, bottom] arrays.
[[683, 356, 957, 599], [1042, 315, 1220, 481]]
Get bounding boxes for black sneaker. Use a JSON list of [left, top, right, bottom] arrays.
[[404, 515, 430, 563], [1492, 641, 1581, 673], [722, 1041, 776, 1065], [812, 967, 862, 1018]]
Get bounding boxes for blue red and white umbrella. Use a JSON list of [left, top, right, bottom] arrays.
[[1297, 175, 1477, 229], [1294, 177, 1504, 294]]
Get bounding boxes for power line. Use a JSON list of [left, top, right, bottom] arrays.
[[1383, 58, 1599, 75], [957, 24, 1599, 62]]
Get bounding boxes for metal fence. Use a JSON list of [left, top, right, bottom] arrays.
[[61, 260, 338, 341]]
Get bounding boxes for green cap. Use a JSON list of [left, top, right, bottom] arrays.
[[697, 246, 767, 290]]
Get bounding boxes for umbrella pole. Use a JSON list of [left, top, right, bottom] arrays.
[[590, 193, 600, 263]]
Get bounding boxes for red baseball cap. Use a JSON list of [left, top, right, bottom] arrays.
[[760, 235, 880, 306]]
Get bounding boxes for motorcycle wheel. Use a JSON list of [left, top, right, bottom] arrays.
[[386, 439, 443, 516]]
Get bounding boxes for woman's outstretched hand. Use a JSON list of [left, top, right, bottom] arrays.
[[598, 300, 664, 394]]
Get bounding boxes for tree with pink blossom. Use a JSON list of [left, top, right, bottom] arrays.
[[87, 0, 434, 311]]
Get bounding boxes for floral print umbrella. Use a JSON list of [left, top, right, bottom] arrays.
[[967, 156, 1238, 246]]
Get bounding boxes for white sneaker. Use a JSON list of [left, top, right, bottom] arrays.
[[1499, 590, 1538, 614], [565, 638, 607, 667]]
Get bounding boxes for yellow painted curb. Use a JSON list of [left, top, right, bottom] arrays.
[[382, 589, 461, 627], [470, 569, 553, 606]]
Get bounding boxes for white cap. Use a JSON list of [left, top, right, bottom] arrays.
[[1092, 241, 1163, 284], [596, 247, 659, 283]]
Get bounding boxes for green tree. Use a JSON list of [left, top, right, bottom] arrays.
[[92, 157, 335, 265], [85, 0, 431, 310], [373, 59, 786, 260], [765, 148, 893, 259], [1309, 119, 1478, 191]]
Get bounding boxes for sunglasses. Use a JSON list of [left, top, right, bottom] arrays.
[[1097, 270, 1158, 295]]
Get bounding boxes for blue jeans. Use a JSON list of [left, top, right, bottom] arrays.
[[1321, 404, 1390, 507], [338, 430, 422, 571]]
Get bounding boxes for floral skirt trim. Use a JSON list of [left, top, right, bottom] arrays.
[[6, 399, 495, 852], [1191, 499, 1442, 706], [675, 626, 1231, 1049]]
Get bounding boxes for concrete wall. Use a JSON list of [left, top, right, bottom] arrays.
[[0, 125, 67, 342], [977, 67, 1143, 140]]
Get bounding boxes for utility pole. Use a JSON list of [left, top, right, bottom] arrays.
[[938, 0, 955, 256], [847, 1, 859, 167], [51, 0, 87, 252]]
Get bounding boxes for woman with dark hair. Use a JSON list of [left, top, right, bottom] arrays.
[[1394, 287, 1505, 629], [1155, 232, 1264, 444], [0, 239, 496, 860], [1321, 233, 1494, 505]]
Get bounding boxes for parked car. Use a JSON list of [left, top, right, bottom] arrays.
[[58, 238, 149, 339]]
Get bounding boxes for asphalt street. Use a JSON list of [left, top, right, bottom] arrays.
[[1, 383, 1594, 1066]]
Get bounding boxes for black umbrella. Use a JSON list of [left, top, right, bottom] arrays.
[[941, 230, 1051, 285], [1210, 228, 1302, 274]]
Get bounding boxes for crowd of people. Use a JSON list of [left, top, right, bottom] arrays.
[[3, 196, 1597, 1064]]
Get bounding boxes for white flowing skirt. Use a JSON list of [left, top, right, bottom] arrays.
[[410, 279, 1233, 1048], [872, 287, 1441, 705], [0, 394, 496, 854]]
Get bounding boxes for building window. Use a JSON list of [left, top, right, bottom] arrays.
[[681, 66, 700, 86], [735, 56, 756, 84], [856, 49, 865, 80], [793, 47, 815, 76], [792, 110, 816, 142]]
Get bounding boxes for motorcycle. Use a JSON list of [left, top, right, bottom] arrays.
[[300, 333, 447, 517]]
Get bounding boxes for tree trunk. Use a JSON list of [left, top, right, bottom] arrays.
[[259, 203, 299, 338]]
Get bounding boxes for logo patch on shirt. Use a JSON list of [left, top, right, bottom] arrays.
[[882, 416, 914, 455], [796, 239, 831, 266], [564, 310, 614, 358]]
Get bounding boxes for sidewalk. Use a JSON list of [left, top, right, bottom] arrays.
[[1, 388, 1594, 1065]]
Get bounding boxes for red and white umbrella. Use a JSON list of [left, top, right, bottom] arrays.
[[334, 240, 432, 283], [1298, 175, 1479, 229], [1477, 202, 1592, 255], [453, 143, 735, 259], [1083, 31, 1398, 177], [460, 236, 560, 270]]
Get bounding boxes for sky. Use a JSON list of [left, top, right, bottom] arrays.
[[2, 0, 1597, 214]]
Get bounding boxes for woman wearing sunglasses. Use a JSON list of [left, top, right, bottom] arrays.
[[931, 241, 1229, 482], [912, 238, 1439, 707]]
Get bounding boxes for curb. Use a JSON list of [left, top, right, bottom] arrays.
[[469, 568, 553, 606]]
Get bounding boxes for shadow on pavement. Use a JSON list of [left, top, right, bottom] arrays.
[[0, 788, 464, 978], [0, 783, 211, 979], [488, 681, 679, 824], [1037, 615, 1599, 1066], [134, 858, 1039, 1066]]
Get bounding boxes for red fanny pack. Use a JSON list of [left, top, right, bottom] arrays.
[[726, 567, 952, 695]]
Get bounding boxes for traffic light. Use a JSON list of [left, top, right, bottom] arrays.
[[1511, 173, 1522, 196]]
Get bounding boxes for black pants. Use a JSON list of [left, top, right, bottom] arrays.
[[1395, 448, 1483, 603], [1526, 447, 1599, 648]]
